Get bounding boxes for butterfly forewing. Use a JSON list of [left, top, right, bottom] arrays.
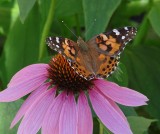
[[88, 26, 137, 57], [46, 37, 78, 62]]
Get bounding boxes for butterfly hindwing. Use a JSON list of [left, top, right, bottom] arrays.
[[88, 26, 137, 57], [96, 54, 120, 78], [46, 37, 78, 62], [71, 62, 94, 80]]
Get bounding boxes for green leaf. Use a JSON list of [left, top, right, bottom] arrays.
[[133, 16, 150, 46], [122, 0, 150, 17], [0, 54, 7, 89], [122, 40, 160, 126], [83, 0, 121, 40], [98, 116, 155, 134], [101, 122, 112, 134], [0, 100, 23, 134], [128, 116, 156, 134], [99, 116, 155, 134], [0, 0, 19, 34], [119, 105, 137, 116], [148, 2, 160, 37], [54, 0, 83, 17], [38, 0, 56, 60], [108, 62, 128, 87], [2, 5, 40, 84], [17, 0, 37, 23], [39, 0, 51, 26]]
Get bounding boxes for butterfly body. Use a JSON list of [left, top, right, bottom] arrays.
[[76, 39, 100, 78], [46, 27, 137, 80]]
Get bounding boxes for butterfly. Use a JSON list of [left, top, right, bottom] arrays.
[[46, 26, 137, 80]]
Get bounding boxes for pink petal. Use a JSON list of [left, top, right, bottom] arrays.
[[10, 83, 50, 128], [77, 92, 93, 134], [8, 64, 49, 87], [42, 92, 66, 134], [59, 93, 77, 134], [106, 97, 128, 123], [0, 75, 46, 102], [17, 87, 55, 134], [89, 88, 132, 134], [94, 79, 148, 106]]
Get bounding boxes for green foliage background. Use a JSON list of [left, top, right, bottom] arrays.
[[0, 0, 160, 133]]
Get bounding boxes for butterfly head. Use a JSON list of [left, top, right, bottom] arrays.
[[77, 37, 88, 51]]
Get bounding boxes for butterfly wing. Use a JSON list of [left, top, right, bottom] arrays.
[[87, 27, 137, 57], [46, 37, 79, 62], [95, 54, 120, 78], [87, 27, 137, 79], [46, 36, 94, 80], [70, 52, 120, 80], [71, 62, 95, 80]]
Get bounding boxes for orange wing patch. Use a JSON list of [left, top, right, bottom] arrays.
[[61, 39, 78, 61], [71, 62, 94, 80], [105, 35, 121, 55], [95, 27, 137, 57], [46, 37, 78, 62], [96, 55, 119, 78], [96, 34, 121, 56]]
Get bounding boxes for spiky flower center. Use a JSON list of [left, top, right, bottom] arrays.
[[47, 54, 93, 93]]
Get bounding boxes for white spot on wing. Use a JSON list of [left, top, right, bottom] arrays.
[[54, 48, 57, 51], [122, 36, 125, 39], [124, 27, 128, 30], [113, 29, 120, 35], [49, 37, 52, 40], [56, 45, 59, 48], [56, 37, 60, 43]]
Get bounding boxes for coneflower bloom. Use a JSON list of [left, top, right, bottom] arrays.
[[0, 54, 148, 134]]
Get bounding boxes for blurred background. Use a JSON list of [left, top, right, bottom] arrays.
[[0, 0, 160, 133]]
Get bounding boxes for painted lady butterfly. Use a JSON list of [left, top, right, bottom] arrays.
[[46, 27, 137, 80]]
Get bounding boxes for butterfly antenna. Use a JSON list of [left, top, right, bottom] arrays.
[[85, 19, 97, 36], [62, 21, 78, 39]]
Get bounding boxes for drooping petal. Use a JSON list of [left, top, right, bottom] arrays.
[[59, 93, 77, 134], [42, 92, 66, 134], [94, 79, 148, 106], [17, 87, 55, 134], [0, 75, 46, 102], [77, 92, 93, 134], [8, 64, 49, 87], [10, 83, 50, 128], [89, 88, 132, 134], [105, 96, 128, 123]]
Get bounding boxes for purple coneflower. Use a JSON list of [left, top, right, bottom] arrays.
[[0, 54, 148, 134]]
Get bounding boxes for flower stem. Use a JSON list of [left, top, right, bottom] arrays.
[[38, 0, 56, 61], [99, 122, 103, 134]]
